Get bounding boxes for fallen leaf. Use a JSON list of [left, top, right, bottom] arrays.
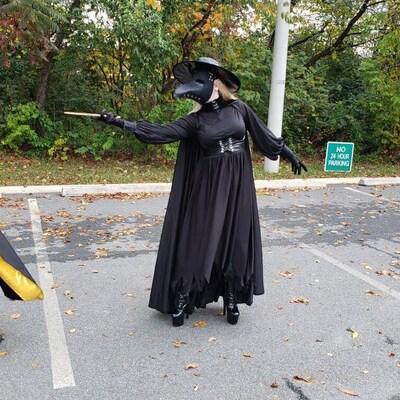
[[271, 381, 279, 388], [243, 353, 253, 358], [279, 271, 293, 278], [185, 363, 199, 370], [121, 228, 137, 235], [388, 352, 395, 357], [95, 248, 109, 258], [64, 290, 73, 298], [376, 270, 400, 280], [347, 328, 359, 339], [193, 320, 207, 328], [173, 339, 188, 348], [138, 223, 152, 228], [208, 336, 217, 342], [289, 298, 309, 304], [105, 215, 124, 223], [92, 270, 99, 273], [0, 352, 8, 356], [64, 309, 77, 315], [338, 387, 358, 396], [293, 375, 314, 383], [10, 313, 21, 320], [366, 290, 382, 297], [68, 328, 76, 333], [193, 384, 199, 392]]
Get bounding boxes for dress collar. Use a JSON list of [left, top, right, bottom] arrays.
[[201, 96, 233, 112]]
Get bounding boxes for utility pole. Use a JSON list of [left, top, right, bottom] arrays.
[[264, 0, 290, 173]]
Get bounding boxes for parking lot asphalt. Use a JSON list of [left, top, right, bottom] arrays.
[[0, 181, 399, 400]]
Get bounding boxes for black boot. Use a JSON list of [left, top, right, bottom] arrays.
[[224, 279, 240, 325], [172, 293, 189, 327]]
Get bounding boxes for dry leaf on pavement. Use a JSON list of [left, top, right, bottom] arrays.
[[95, 248, 109, 258], [347, 328, 359, 339], [193, 320, 207, 328], [173, 339, 188, 348], [293, 375, 314, 383], [338, 387, 358, 396], [366, 290, 382, 296], [289, 298, 309, 304], [185, 363, 199, 370]]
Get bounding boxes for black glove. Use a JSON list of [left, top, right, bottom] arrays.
[[280, 145, 308, 175], [93, 109, 124, 129]]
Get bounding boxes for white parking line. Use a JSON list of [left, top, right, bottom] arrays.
[[28, 199, 76, 389], [301, 244, 400, 300], [344, 187, 400, 205], [263, 221, 400, 301]]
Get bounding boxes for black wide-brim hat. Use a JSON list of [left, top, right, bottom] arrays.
[[173, 57, 241, 93]]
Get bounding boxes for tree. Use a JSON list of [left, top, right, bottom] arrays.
[[35, 0, 83, 108], [0, 0, 61, 67]]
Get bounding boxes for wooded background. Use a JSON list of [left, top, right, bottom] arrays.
[[0, 0, 399, 161]]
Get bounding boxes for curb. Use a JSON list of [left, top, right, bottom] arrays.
[[0, 177, 399, 197]]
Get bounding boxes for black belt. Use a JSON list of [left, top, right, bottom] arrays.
[[203, 137, 245, 157]]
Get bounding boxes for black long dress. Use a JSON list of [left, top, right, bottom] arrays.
[[124, 98, 284, 313]]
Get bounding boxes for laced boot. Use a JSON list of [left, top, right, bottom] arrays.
[[223, 279, 240, 325], [172, 293, 189, 327]]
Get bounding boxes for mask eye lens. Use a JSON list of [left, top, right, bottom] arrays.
[[195, 79, 204, 84]]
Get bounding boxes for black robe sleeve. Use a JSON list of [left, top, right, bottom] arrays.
[[122, 114, 198, 144], [233, 100, 284, 160]]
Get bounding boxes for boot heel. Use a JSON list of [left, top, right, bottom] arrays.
[[224, 279, 240, 325], [226, 306, 239, 325], [223, 297, 226, 316], [172, 310, 186, 327], [172, 293, 189, 327]]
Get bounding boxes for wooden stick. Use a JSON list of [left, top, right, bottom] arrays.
[[64, 111, 101, 117]]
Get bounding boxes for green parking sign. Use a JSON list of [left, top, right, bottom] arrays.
[[324, 142, 354, 172]]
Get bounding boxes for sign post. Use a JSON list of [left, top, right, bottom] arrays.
[[324, 142, 354, 172]]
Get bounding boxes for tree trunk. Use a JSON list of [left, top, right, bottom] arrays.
[[35, 0, 82, 108], [36, 53, 56, 108]]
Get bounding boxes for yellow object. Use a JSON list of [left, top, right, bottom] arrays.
[[0, 256, 44, 301]]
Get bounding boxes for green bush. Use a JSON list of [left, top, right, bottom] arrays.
[[0, 102, 62, 156]]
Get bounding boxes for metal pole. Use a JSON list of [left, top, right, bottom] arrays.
[[264, 0, 290, 173]]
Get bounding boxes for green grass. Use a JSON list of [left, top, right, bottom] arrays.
[[0, 154, 398, 186]]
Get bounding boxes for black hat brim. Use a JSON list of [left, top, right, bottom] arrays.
[[173, 60, 241, 93]]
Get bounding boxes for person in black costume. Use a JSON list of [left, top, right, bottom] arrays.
[[94, 57, 307, 326]]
